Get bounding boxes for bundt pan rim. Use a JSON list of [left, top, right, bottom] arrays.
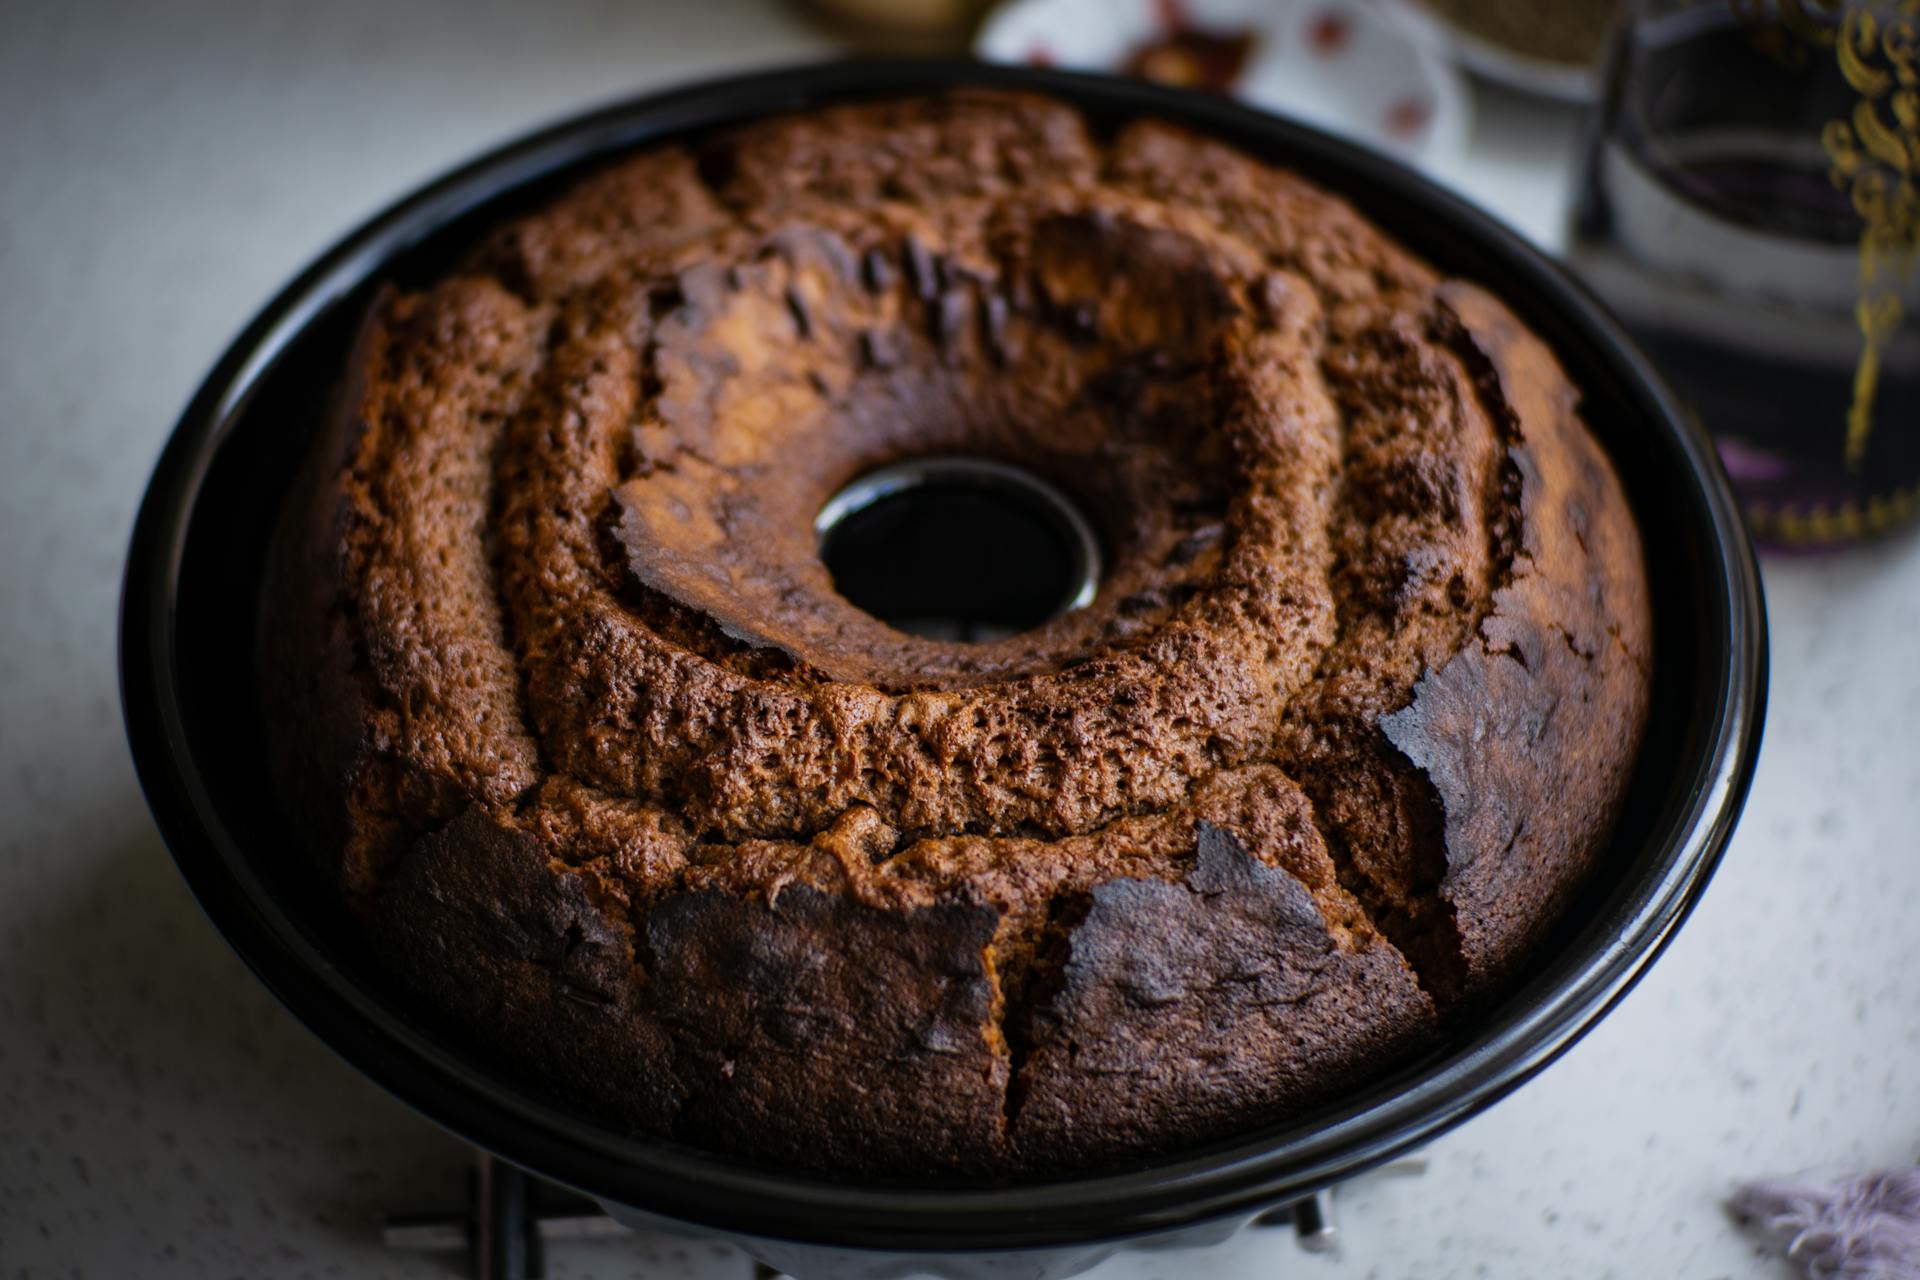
[[120, 60, 1765, 1255]]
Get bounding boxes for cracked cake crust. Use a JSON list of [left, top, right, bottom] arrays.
[[258, 90, 1651, 1176]]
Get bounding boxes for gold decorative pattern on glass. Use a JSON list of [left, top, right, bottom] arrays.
[[1739, 1, 1920, 468], [1824, 4, 1920, 465]]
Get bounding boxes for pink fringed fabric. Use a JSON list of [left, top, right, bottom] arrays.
[[1730, 1168, 1920, 1280]]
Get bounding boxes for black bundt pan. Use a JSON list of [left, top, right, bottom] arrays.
[[122, 62, 1766, 1279]]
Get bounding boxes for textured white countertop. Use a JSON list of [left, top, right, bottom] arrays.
[[4, 2, 1918, 1277]]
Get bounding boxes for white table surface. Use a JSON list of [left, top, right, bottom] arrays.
[[4, 2, 1917, 1277]]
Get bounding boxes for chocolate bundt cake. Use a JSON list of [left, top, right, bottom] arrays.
[[260, 90, 1652, 1176]]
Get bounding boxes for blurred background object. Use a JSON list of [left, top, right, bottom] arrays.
[[1422, 0, 1618, 66], [1388, 0, 1620, 100], [1569, 0, 1920, 547], [800, 0, 990, 49], [975, 0, 1471, 170]]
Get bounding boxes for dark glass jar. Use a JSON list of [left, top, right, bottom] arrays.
[[1569, 0, 1920, 548]]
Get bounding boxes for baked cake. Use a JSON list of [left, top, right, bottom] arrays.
[[259, 90, 1652, 1175]]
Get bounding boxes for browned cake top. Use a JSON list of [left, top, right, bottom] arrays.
[[263, 89, 1652, 1174]]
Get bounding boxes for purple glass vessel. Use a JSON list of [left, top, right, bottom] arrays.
[[1569, 0, 1920, 548]]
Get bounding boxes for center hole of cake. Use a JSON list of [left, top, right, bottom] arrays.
[[816, 457, 1102, 643]]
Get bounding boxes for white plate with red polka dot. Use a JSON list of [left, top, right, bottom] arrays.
[[975, 0, 1470, 173]]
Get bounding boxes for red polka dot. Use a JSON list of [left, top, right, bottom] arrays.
[[1026, 43, 1054, 66], [1309, 9, 1351, 55], [1386, 96, 1432, 136]]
